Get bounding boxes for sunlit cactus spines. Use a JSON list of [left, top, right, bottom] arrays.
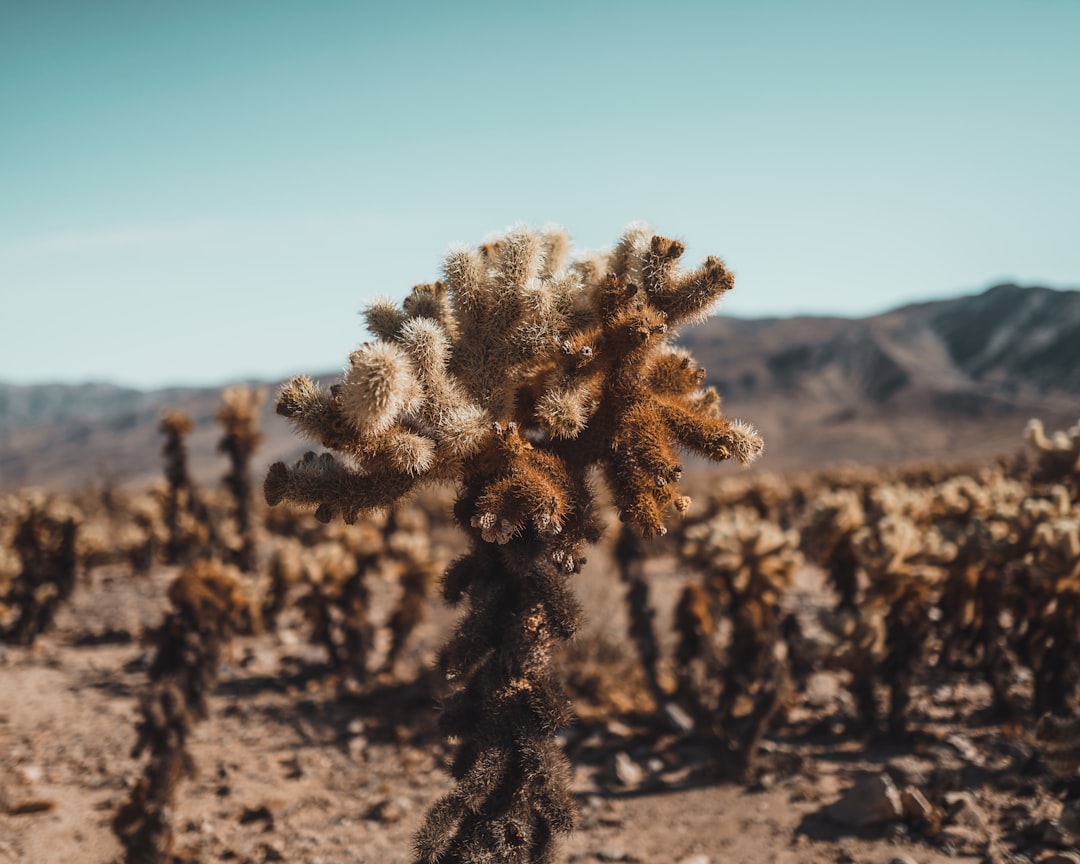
[[264, 223, 762, 863], [266, 223, 762, 536]]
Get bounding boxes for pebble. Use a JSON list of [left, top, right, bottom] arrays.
[[805, 672, 840, 707], [16, 765, 43, 785], [365, 797, 410, 823], [662, 702, 696, 733], [900, 786, 939, 830], [613, 751, 643, 787], [937, 824, 986, 855], [886, 755, 934, 788], [943, 791, 988, 829], [824, 773, 903, 828]]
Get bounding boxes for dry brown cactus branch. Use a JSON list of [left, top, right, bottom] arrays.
[[265, 450, 420, 524]]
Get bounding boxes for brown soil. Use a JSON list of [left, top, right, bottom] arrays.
[[0, 547, 1067, 864]]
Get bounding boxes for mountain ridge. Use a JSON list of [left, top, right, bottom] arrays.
[[3, 283, 1079, 488]]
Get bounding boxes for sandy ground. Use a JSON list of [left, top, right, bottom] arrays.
[[0, 549, 1072, 864]]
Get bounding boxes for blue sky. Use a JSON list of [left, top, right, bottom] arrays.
[[2, 0, 1078, 388]]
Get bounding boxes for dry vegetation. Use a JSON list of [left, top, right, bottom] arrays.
[[2, 226, 1080, 864]]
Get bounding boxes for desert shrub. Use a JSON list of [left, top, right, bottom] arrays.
[[264, 223, 761, 863]]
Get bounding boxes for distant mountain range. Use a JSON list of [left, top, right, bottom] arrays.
[[2, 283, 1079, 489]]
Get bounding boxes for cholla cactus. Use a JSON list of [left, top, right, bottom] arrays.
[[216, 385, 264, 571], [1024, 505, 1080, 716], [0, 498, 79, 645], [801, 488, 865, 611], [298, 538, 379, 686], [848, 512, 949, 736], [265, 224, 761, 863], [159, 411, 215, 564], [113, 559, 248, 864], [1026, 417, 1080, 500], [677, 507, 800, 779]]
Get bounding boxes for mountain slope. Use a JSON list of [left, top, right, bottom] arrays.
[[2, 284, 1079, 488], [678, 283, 1080, 468]]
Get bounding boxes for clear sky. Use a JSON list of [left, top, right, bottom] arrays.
[[2, 0, 1078, 389]]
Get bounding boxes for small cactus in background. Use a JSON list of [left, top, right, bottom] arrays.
[[113, 559, 248, 864], [677, 506, 801, 779], [801, 488, 864, 612], [849, 508, 948, 737], [1026, 417, 1080, 500], [299, 536, 379, 687], [159, 411, 216, 565], [0, 498, 79, 645], [265, 223, 761, 863], [381, 506, 439, 676], [216, 385, 265, 572], [613, 522, 665, 709]]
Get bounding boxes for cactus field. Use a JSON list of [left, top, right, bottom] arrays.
[[2, 227, 1080, 864]]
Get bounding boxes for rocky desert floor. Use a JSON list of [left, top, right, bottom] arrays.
[[1, 545, 1076, 864]]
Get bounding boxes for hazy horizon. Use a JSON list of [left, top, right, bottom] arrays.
[[3, 1, 1078, 388]]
